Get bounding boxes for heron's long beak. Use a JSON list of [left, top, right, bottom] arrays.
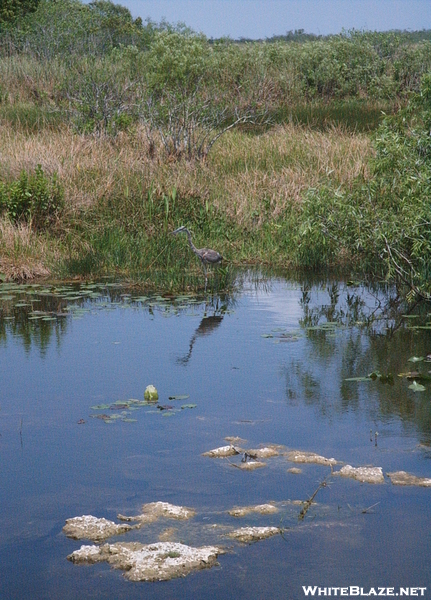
[[171, 226, 184, 235]]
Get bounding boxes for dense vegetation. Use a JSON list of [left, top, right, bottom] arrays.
[[0, 0, 430, 294]]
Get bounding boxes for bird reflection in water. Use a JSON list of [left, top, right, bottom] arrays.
[[177, 312, 224, 365]]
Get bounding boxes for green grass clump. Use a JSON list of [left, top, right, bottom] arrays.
[[276, 99, 395, 132], [0, 165, 64, 229], [0, 103, 62, 132]]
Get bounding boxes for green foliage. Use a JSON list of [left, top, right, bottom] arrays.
[[1, 165, 64, 229], [5, 0, 149, 59], [60, 58, 136, 134], [288, 74, 431, 298], [0, 103, 62, 131], [0, 0, 39, 28], [63, 182, 235, 279], [145, 30, 211, 92]]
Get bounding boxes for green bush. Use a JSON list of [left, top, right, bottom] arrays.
[[59, 57, 136, 134], [1, 164, 64, 228], [288, 73, 431, 298]]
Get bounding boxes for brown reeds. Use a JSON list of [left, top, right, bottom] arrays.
[[0, 121, 371, 222]]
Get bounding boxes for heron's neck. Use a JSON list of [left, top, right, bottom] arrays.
[[185, 229, 198, 254]]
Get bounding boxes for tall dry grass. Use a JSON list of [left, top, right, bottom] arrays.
[[0, 216, 60, 279], [209, 124, 371, 224], [0, 121, 372, 226]]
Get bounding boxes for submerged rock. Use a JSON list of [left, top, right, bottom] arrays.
[[118, 502, 196, 525], [227, 526, 280, 543], [287, 451, 338, 467], [237, 461, 266, 470], [158, 527, 177, 542], [387, 471, 431, 487], [228, 504, 278, 517], [141, 502, 195, 520], [335, 465, 385, 484], [202, 445, 242, 458], [63, 516, 133, 542], [245, 447, 280, 459], [68, 541, 225, 581], [287, 467, 302, 474], [225, 436, 247, 445]]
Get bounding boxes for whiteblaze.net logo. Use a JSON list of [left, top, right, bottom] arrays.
[[302, 587, 427, 597]]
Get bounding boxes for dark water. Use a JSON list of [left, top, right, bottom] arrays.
[[0, 274, 430, 600]]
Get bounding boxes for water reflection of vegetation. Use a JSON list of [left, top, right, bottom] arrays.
[[0, 278, 239, 354], [287, 279, 431, 445]]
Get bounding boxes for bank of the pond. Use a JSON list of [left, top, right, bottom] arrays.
[[1, 77, 430, 297], [0, 118, 373, 286]]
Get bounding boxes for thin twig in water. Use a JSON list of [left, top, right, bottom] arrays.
[[225, 457, 242, 470], [347, 502, 380, 514], [298, 477, 328, 521], [362, 502, 380, 514]]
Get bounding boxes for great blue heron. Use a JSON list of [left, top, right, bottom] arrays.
[[171, 226, 222, 278]]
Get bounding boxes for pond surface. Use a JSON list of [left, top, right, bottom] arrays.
[[0, 274, 430, 599]]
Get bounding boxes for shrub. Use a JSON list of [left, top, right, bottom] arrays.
[[60, 57, 136, 134], [1, 164, 64, 229], [288, 73, 431, 299]]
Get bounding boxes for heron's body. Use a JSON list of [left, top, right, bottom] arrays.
[[171, 226, 222, 277]]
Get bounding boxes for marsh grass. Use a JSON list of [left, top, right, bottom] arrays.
[[276, 99, 397, 132], [0, 115, 373, 283], [0, 216, 58, 279], [0, 103, 62, 132]]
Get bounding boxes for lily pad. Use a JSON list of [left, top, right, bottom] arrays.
[[129, 400, 147, 406], [181, 404, 197, 409], [168, 395, 190, 401], [408, 381, 426, 392], [91, 404, 111, 410], [408, 356, 425, 363], [344, 376, 372, 382], [306, 323, 338, 332]]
